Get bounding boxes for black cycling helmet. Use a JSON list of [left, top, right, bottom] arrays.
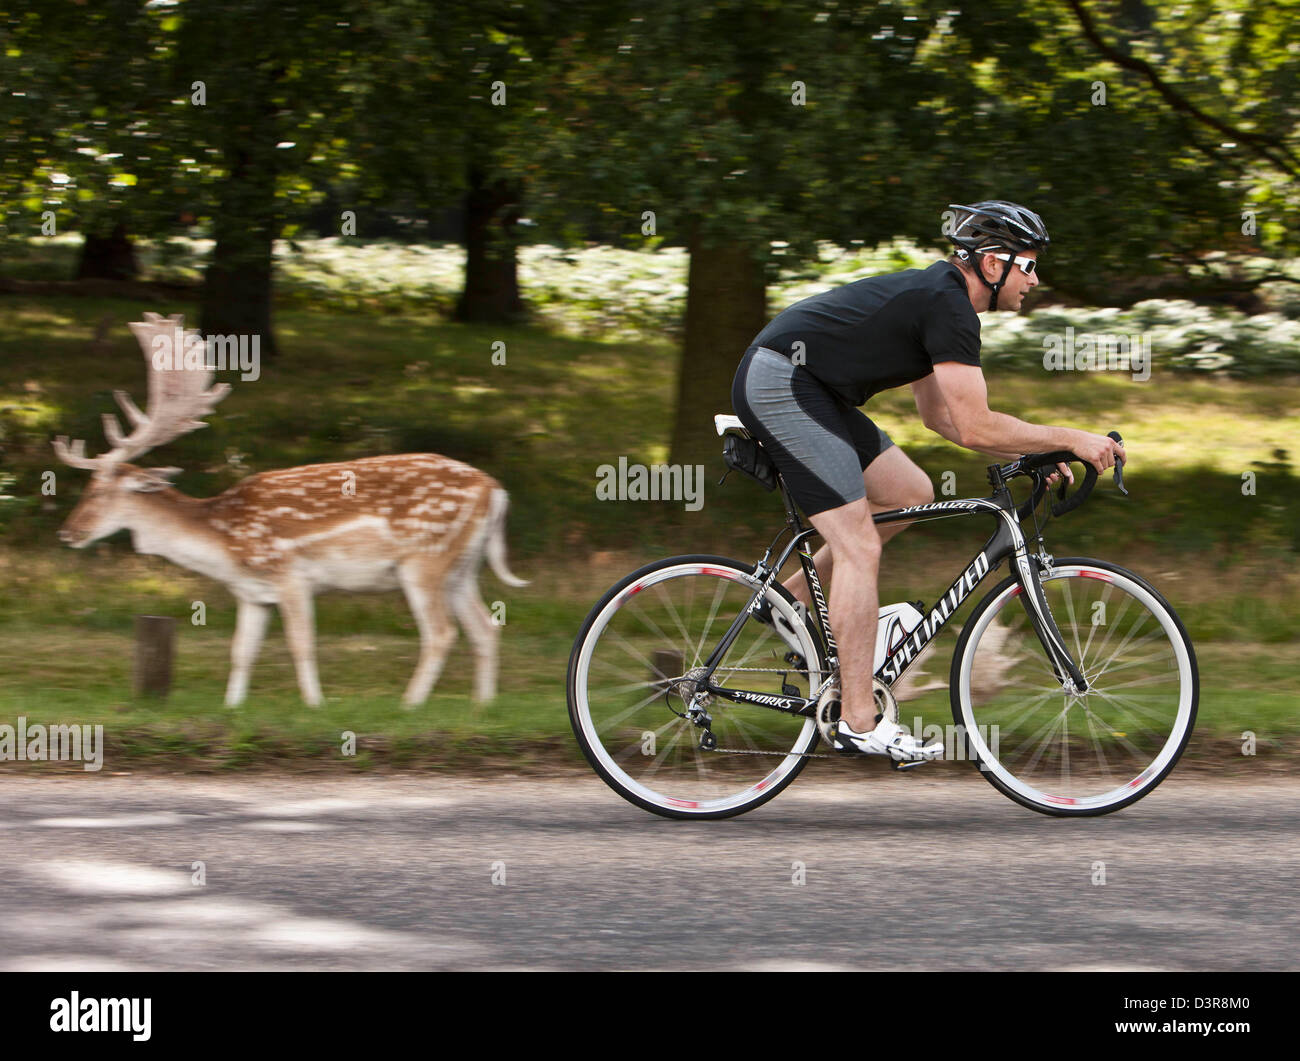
[[947, 200, 1049, 253], [947, 200, 1049, 310]]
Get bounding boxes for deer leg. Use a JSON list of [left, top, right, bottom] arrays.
[[398, 558, 456, 707], [446, 570, 499, 702], [226, 600, 271, 706], [277, 580, 323, 706]]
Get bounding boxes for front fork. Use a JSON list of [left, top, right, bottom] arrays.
[[1015, 550, 1088, 694]]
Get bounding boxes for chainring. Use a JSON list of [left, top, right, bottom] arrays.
[[814, 674, 841, 746], [815, 674, 900, 748]]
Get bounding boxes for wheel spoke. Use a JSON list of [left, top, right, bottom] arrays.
[[1088, 697, 1181, 738], [652, 581, 700, 667], [1086, 601, 1150, 682], [1075, 583, 1107, 671], [692, 577, 731, 665], [1081, 710, 1117, 782], [1014, 708, 1068, 776], [1058, 574, 1087, 671], [1073, 698, 1158, 751], [590, 684, 680, 734], [602, 625, 670, 678], [1090, 665, 1181, 690], [625, 600, 683, 665]]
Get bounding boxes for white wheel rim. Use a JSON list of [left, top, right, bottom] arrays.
[[574, 562, 822, 814]]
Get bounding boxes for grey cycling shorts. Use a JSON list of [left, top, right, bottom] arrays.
[[731, 345, 895, 516]]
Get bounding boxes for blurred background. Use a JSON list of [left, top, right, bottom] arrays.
[[1, 0, 1296, 770]]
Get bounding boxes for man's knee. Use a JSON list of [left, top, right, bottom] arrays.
[[911, 475, 935, 506], [830, 518, 883, 569], [812, 504, 881, 566]]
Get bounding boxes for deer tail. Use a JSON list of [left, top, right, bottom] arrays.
[[485, 487, 529, 587]]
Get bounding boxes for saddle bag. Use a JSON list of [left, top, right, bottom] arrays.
[[721, 433, 778, 492]]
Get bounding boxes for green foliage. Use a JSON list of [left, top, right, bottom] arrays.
[[0, 0, 180, 241], [5, 0, 1299, 316]]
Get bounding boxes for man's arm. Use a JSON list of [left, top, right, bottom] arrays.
[[912, 372, 1020, 461], [926, 361, 1123, 472]]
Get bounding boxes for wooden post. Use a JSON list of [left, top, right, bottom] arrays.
[[135, 615, 175, 697], [651, 649, 684, 688]]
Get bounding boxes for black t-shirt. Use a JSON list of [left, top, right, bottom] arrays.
[[750, 260, 982, 407]]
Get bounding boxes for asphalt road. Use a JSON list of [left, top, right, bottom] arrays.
[[1, 769, 1296, 971]]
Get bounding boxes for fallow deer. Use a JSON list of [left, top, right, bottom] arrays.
[[54, 313, 527, 707]]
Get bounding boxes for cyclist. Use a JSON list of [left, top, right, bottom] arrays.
[[731, 200, 1125, 761]]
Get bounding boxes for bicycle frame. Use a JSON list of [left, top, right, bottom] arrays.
[[697, 459, 1088, 720]]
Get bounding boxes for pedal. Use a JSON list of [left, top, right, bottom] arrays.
[[889, 757, 928, 772]]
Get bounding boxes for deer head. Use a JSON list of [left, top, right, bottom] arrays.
[[54, 313, 231, 547]]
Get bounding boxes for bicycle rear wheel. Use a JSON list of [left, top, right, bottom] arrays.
[[951, 558, 1198, 816], [568, 555, 828, 819]]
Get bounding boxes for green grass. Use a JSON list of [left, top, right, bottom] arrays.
[[1, 537, 1295, 773], [0, 579, 1291, 773]]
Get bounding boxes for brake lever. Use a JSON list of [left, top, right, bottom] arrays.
[[1107, 430, 1129, 497]]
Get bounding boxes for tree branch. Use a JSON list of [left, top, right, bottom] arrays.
[[1065, 0, 1300, 181]]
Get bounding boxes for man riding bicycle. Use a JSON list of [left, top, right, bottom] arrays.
[[731, 200, 1126, 761]]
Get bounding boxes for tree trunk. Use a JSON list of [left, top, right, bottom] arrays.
[[454, 165, 524, 324], [76, 222, 138, 281], [200, 144, 278, 358], [668, 236, 769, 470]]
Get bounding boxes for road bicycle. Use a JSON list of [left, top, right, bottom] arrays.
[[567, 414, 1198, 819]]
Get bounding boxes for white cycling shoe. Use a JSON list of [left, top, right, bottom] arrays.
[[833, 715, 945, 762]]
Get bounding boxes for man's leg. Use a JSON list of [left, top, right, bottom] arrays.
[[781, 445, 934, 610], [806, 496, 882, 732]]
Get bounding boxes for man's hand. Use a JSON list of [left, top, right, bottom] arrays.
[[1068, 430, 1127, 473], [1045, 434, 1125, 487], [1045, 461, 1073, 488]]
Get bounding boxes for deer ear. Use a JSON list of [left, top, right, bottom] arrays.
[[131, 467, 181, 492]]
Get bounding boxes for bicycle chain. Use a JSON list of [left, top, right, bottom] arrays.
[[688, 665, 810, 673], [710, 745, 839, 759]]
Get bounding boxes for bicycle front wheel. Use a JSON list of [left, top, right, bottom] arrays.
[[951, 558, 1198, 816], [568, 555, 828, 819]]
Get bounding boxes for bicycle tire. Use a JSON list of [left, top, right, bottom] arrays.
[[568, 554, 829, 820], [950, 557, 1198, 816]]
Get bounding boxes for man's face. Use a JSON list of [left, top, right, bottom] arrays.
[[982, 248, 1039, 309]]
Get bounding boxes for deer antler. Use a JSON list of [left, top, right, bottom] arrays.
[[53, 313, 232, 470], [51, 436, 103, 470]]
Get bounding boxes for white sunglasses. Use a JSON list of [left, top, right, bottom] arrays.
[[988, 252, 1039, 275]]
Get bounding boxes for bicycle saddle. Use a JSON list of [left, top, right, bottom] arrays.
[[714, 414, 749, 437]]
